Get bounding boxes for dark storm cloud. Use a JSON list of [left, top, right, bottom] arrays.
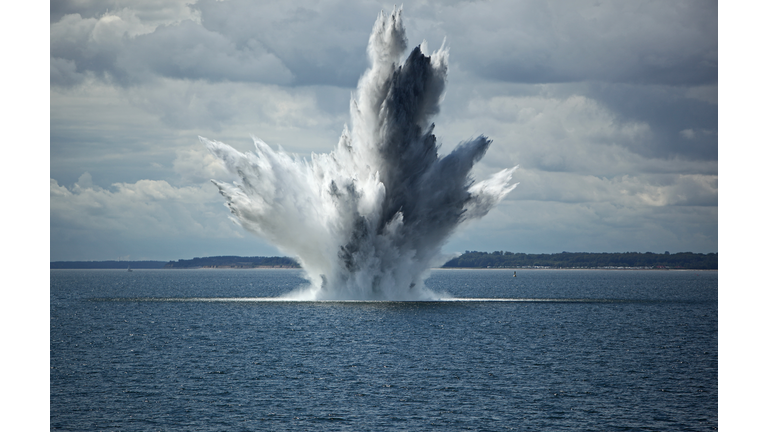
[[582, 82, 718, 162], [436, 0, 717, 86], [508, 80, 718, 164]]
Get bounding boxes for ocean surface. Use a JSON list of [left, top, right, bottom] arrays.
[[50, 269, 717, 431]]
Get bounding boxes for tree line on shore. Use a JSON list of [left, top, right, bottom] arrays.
[[163, 256, 299, 268], [442, 251, 717, 269], [51, 251, 717, 270]]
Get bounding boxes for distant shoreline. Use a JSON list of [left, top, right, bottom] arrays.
[[50, 251, 717, 270], [436, 267, 717, 271], [49, 266, 717, 271]]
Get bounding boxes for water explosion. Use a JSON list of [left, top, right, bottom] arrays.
[[202, 8, 518, 300]]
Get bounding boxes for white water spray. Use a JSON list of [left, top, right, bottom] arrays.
[[202, 8, 518, 300]]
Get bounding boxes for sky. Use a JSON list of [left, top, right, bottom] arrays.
[[49, 0, 719, 261]]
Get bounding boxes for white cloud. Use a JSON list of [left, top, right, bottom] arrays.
[[49, 171, 290, 260], [446, 195, 718, 254], [680, 129, 696, 140], [51, 0, 202, 25], [635, 174, 718, 207], [51, 9, 294, 87], [50, 75, 350, 188], [51, 177, 228, 236], [499, 168, 717, 208], [119, 20, 295, 85], [441, 92, 653, 177], [172, 147, 234, 184], [118, 78, 348, 151], [89, 11, 155, 41]]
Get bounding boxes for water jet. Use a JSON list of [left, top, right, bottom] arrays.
[[203, 7, 517, 300]]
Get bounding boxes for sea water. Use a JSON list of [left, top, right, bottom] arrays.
[[50, 269, 717, 431]]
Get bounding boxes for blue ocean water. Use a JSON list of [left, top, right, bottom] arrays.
[[50, 269, 717, 431]]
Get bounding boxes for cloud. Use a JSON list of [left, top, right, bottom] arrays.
[[51, 176, 226, 236], [580, 82, 718, 161], [51, 76, 350, 186], [172, 147, 234, 184], [51, 10, 294, 87], [51, 1, 718, 89], [192, 0, 378, 86], [425, 0, 717, 86], [434, 80, 717, 169], [49, 1, 385, 88], [445, 195, 718, 255], [119, 20, 294, 85], [50, 56, 86, 87], [50, 174, 280, 260], [50, 11, 158, 86], [50, 0, 202, 24], [679, 128, 716, 141], [122, 79, 298, 130], [439, 92, 655, 176], [507, 169, 717, 207], [636, 174, 718, 207], [685, 85, 718, 105]]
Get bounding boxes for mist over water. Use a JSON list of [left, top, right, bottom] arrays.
[[202, 8, 517, 300]]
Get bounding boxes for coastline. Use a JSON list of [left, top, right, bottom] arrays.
[[50, 266, 717, 271], [434, 267, 717, 271]]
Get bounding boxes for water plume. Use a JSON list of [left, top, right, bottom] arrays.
[[202, 7, 518, 300]]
